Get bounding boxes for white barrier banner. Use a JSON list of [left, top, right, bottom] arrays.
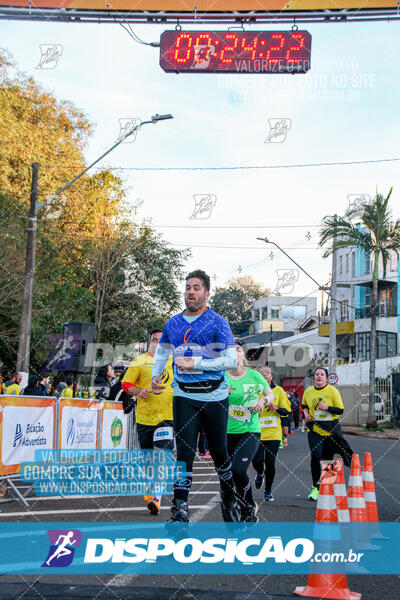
[[1, 399, 55, 472], [100, 403, 128, 450], [60, 401, 99, 450]]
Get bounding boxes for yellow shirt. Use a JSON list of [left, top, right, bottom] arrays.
[[260, 384, 291, 441], [5, 383, 21, 395], [302, 384, 344, 437], [61, 388, 74, 398], [122, 352, 173, 426]]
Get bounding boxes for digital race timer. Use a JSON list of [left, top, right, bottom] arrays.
[[160, 30, 311, 74]]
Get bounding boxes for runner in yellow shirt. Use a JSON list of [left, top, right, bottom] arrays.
[[302, 367, 353, 501], [252, 366, 291, 502], [122, 329, 173, 516]]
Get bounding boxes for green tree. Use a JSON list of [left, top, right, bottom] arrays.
[[320, 189, 400, 428], [210, 275, 270, 336], [0, 50, 190, 373]]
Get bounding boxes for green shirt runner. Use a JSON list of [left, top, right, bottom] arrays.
[[225, 368, 269, 434]]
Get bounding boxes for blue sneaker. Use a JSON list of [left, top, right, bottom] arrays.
[[264, 491, 274, 502]]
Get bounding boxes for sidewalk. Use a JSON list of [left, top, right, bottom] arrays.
[[342, 424, 400, 440]]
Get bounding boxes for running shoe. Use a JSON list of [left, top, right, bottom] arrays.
[[199, 452, 212, 458], [308, 486, 319, 501], [146, 496, 161, 515], [289, 431, 293, 436], [220, 487, 241, 522], [170, 498, 189, 522], [254, 470, 264, 490], [293, 427, 299, 431], [264, 491, 274, 502], [243, 502, 259, 523]]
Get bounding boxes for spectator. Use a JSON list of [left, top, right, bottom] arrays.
[[5, 372, 22, 395], [55, 382, 67, 399], [39, 373, 50, 396], [61, 376, 74, 398], [22, 375, 45, 396], [94, 364, 114, 400]]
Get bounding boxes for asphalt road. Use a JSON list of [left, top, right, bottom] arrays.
[[0, 432, 399, 599]]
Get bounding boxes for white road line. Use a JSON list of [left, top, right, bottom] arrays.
[[192, 493, 220, 522], [0, 504, 209, 517]]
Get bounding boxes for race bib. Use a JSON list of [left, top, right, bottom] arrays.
[[314, 410, 334, 421], [153, 426, 174, 442], [177, 368, 203, 375], [229, 405, 252, 423], [260, 416, 278, 428]]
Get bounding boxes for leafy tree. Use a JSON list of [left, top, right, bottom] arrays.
[[320, 189, 400, 428], [0, 50, 190, 373], [210, 276, 270, 336]]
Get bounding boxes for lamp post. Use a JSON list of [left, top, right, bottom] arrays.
[[17, 114, 173, 379]]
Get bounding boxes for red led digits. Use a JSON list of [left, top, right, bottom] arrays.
[[194, 33, 213, 63], [173, 33, 193, 64], [220, 33, 239, 64], [160, 30, 311, 73], [285, 33, 305, 64], [265, 33, 285, 65], [240, 36, 259, 61]]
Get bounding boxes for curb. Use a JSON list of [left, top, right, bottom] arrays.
[[342, 427, 400, 441]]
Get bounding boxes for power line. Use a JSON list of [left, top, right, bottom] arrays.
[[106, 157, 400, 172], [153, 224, 320, 229]]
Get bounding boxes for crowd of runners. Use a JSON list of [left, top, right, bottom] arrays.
[[121, 269, 353, 523]]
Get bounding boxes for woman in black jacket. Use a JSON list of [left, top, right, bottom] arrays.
[[93, 364, 114, 400], [22, 375, 46, 396]]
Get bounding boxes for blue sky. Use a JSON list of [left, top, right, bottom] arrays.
[[1, 17, 399, 310]]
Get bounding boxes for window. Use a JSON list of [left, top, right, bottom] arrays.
[[261, 306, 268, 320], [339, 255, 343, 275], [345, 253, 349, 273], [388, 251, 397, 272], [340, 300, 349, 321], [281, 305, 306, 319], [270, 306, 280, 319], [356, 331, 397, 360], [352, 252, 355, 277], [364, 253, 371, 274]]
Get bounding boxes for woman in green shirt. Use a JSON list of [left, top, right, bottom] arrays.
[[226, 341, 274, 522]]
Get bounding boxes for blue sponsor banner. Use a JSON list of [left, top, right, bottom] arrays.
[[0, 522, 399, 575], [20, 450, 185, 497]]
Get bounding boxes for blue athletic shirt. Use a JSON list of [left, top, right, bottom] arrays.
[[152, 307, 237, 402]]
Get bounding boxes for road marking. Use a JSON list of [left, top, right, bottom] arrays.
[[0, 504, 209, 518]]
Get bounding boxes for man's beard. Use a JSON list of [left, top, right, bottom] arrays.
[[185, 296, 204, 312]]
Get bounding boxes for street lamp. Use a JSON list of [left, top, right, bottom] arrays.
[[17, 114, 173, 380], [256, 236, 337, 373]]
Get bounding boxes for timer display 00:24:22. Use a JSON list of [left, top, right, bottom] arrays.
[[159, 31, 312, 73]]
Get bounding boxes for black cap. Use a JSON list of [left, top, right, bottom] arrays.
[[113, 364, 125, 372]]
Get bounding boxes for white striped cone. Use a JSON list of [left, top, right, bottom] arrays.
[[333, 458, 350, 523]]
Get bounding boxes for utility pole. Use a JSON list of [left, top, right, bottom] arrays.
[[17, 163, 39, 382], [15, 115, 173, 381], [328, 215, 338, 374]]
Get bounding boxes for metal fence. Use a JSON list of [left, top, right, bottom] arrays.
[[338, 380, 393, 426]]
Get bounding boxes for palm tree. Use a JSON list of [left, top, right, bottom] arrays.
[[320, 189, 400, 428]]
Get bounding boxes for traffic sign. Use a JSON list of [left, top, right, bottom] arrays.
[[328, 373, 338, 385]]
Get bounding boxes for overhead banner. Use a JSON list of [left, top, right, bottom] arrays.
[[59, 398, 100, 451], [0, 396, 56, 476], [99, 402, 128, 450], [0, 0, 396, 10]]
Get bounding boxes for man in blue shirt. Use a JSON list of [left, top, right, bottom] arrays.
[[152, 269, 239, 522]]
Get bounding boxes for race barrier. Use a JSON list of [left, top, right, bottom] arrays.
[[0, 395, 134, 506]]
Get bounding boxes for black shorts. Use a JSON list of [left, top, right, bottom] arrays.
[[136, 420, 174, 450]]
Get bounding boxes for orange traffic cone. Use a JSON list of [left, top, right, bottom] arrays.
[[294, 463, 360, 600], [333, 458, 350, 523], [362, 452, 386, 540], [348, 454, 379, 551]]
